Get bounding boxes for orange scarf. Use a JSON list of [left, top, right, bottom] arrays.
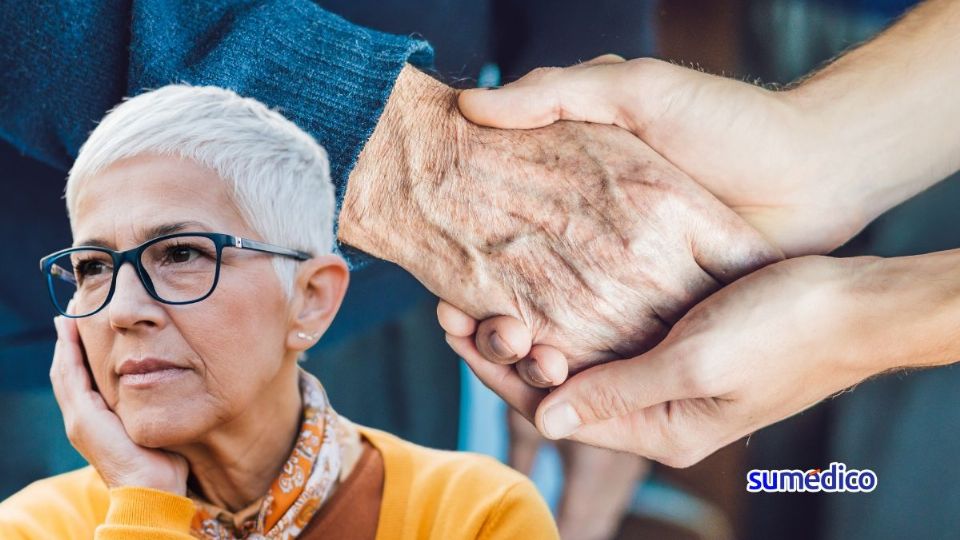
[[190, 371, 342, 539]]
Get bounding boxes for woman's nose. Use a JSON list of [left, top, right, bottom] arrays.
[[107, 263, 164, 329]]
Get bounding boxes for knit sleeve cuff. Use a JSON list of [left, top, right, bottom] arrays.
[[97, 486, 195, 538], [276, 3, 434, 267], [129, 0, 435, 268]]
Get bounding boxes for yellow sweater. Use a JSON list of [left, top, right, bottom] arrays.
[[0, 427, 558, 540]]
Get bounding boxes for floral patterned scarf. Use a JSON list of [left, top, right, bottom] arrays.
[[189, 370, 342, 539]]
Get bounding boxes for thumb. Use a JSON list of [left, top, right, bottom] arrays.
[[534, 346, 689, 440], [458, 61, 626, 130]]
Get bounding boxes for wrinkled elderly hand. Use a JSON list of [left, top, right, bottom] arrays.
[[342, 66, 780, 371], [439, 53, 874, 386], [457, 55, 868, 258], [446, 251, 960, 466], [50, 315, 188, 494]]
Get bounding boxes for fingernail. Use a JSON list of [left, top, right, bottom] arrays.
[[489, 332, 515, 361], [525, 363, 552, 386], [542, 402, 581, 439]]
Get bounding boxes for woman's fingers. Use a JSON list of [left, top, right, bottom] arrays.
[[51, 316, 92, 409], [51, 316, 127, 458], [52, 316, 102, 405], [437, 303, 566, 393], [436, 300, 477, 337], [475, 316, 532, 365], [49, 317, 73, 411], [48, 315, 190, 493], [516, 345, 569, 388], [554, 441, 648, 540], [446, 333, 545, 422]]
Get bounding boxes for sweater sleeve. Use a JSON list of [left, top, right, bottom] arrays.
[[0, 468, 198, 540], [95, 487, 196, 540], [477, 480, 560, 540], [0, 0, 433, 266]]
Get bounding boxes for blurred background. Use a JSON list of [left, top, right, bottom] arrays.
[[3, 0, 957, 538]]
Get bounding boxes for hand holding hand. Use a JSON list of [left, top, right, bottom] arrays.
[[447, 253, 959, 466], [345, 66, 781, 372], [458, 55, 865, 257], [50, 315, 188, 494]]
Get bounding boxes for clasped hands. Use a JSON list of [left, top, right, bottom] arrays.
[[413, 56, 894, 467]]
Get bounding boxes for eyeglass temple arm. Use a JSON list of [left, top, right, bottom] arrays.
[[233, 237, 311, 261], [50, 264, 78, 285]]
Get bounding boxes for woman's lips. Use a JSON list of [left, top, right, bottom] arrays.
[[119, 368, 189, 388], [117, 358, 189, 388]]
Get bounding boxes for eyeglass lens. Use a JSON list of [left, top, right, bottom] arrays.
[[47, 235, 219, 316]]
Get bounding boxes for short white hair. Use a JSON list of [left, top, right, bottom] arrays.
[[66, 84, 336, 298]]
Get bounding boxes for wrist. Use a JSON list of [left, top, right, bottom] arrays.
[[773, 87, 875, 252], [106, 473, 187, 497], [782, 5, 960, 241], [338, 65, 465, 267], [842, 250, 960, 374]]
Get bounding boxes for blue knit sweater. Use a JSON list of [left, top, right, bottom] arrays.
[[0, 0, 433, 263]]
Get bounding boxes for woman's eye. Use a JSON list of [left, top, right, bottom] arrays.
[[76, 260, 107, 277], [162, 243, 215, 264], [168, 246, 197, 263]]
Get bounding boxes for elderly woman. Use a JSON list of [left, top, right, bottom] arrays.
[[0, 85, 557, 540]]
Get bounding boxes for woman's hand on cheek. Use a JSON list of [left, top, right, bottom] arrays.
[[50, 315, 189, 495]]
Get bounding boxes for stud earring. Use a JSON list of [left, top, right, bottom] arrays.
[[297, 331, 320, 341]]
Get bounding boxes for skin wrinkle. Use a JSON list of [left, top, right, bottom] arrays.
[[553, 126, 626, 242], [412, 176, 491, 302], [69, 154, 326, 510], [546, 151, 645, 337], [548, 144, 681, 357], [344, 66, 779, 372], [443, 8, 960, 458], [575, 138, 625, 235], [492, 243, 553, 335]]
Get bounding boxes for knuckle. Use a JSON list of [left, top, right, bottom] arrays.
[[659, 450, 698, 469], [676, 356, 718, 396], [625, 56, 665, 74], [658, 431, 711, 469], [656, 439, 695, 468], [527, 66, 560, 81], [581, 384, 634, 422]]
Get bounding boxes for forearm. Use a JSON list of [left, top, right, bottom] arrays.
[[0, 0, 431, 267], [789, 0, 960, 223], [850, 248, 960, 373], [338, 65, 473, 275]]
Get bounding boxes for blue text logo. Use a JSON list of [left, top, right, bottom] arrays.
[[746, 462, 877, 493]]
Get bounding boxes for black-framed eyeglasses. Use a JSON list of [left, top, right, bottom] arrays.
[[39, 232, 312, 318]]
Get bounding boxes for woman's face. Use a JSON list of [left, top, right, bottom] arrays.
[[71, 154, 296, 448]]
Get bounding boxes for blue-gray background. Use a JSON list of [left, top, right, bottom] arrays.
[[4, 1, 955, 538]]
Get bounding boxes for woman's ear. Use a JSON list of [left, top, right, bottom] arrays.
[[286, 254, 349, 352]]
